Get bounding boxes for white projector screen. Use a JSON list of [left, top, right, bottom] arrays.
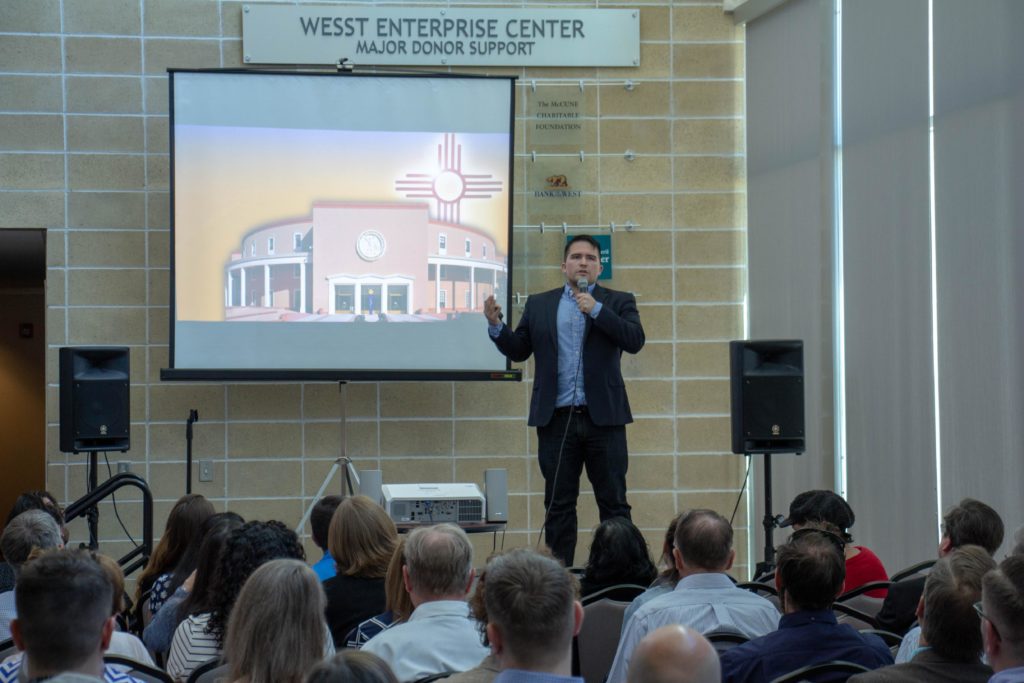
[[163, 69, 517, 381]]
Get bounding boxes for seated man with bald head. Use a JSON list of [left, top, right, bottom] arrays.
[[607, 509, 779, 683], [627, 625, 720, 683]]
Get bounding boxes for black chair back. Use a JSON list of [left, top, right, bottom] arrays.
[[768, 659, 871, 683], [104, 655, 174, 683]]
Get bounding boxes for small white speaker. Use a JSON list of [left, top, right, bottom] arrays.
[[484, 468, 508, 522], [359, 469, 383, 505]]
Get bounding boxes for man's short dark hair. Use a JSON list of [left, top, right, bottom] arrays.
[[921, 545, 995, 661], [776, 529, 845, 611], [15, 550, 112, 672], [673, 509, 733, 571], [311, 495, 343, 551], [562, 234, 601, 260], [484, 549, 577, 667], [983, 555, 1024, 647], [943, 498, 1004, 554], [5, 490, 64, 529]]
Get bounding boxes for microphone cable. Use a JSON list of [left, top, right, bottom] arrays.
[[535, 279, 590, 562]]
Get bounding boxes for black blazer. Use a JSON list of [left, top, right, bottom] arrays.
[[492, 284, 644, 427], [874, 576, 926, 635]]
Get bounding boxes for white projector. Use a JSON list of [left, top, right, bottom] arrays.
[[381, 483, 485, 524]]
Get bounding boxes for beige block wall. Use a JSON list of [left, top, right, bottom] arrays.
[[2, 0, 750, 576]]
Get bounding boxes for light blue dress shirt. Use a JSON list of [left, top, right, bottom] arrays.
[[488, 283, 602, 409], [362, 600, 490, 682], [493, 670, 584, 683], [606, 573, 781, 683]]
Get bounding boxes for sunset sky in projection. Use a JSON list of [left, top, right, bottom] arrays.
[[174, 125, 510, 321]]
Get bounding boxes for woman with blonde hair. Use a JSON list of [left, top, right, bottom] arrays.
[[345, 538, 413, 648], [323, 496, 398, 646], [225, 558, 331, 683], [305, 651, 398, 683]]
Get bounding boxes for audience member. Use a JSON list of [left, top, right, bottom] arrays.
[[311, 495, 344, 581], [225, 559, 332, 683], [166, 520, 305, 681], [626, 625, 720, 683], [92, 553, 155, 666], [1011, 525, 1024, 558], [849, 545, 994, 682], [478, 548, 582, 682], [346, 538, 414, 649], [0, 509, 64, 640], [607, 509, 779, 683], [306, 651, 399, 683], [877, 498, 1004, 636], [579, 517, 657, 599], [143, 512, 244, 655], [135, 494, 215, 621], [444, 549, 505, 683], [780, 489, 888, 597], [622, 513, 684, 630], [1, 550, 124, 682], [362, 524, 489, 682], [324, 496, 397, 646], [980, 555, 1024, 681], [0, 491, 67, 593], [719, 528, 893, 682]]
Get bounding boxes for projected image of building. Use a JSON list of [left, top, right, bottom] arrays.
[[224, 201, 506, 320]]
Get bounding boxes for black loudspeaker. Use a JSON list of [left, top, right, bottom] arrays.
[[59, 347, 130, 453], [730, 340, 804, 454]]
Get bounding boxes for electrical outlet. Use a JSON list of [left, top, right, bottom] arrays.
[[199, 460, 214, 482], [117, 461, 131, 474]]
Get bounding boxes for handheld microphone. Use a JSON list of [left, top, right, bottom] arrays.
[[576, 277, 589, 294]]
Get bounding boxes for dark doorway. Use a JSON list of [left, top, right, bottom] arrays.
[[0, 229, 47, 516]]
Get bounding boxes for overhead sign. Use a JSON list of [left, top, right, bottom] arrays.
[[242, 4, 640, 67]]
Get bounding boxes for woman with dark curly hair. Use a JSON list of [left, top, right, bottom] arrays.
[[579, 516, 657, 598], [166, 520, 308, 681]]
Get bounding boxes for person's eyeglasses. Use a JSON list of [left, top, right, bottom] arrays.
[[974, 601, 989, 622]]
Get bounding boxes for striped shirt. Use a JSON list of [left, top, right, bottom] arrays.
[[166, 613, 220, 682], [0, 656, 143, 683]]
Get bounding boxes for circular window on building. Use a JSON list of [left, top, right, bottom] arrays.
[[356, 230, 386, 261]]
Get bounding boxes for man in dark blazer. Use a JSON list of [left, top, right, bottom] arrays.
[[876, 498, 1003, 635], [485, 235, 644, 566]]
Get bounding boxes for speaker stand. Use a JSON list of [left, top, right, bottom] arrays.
[[86, 452, 99, 550], [753, 450, 782, 581]]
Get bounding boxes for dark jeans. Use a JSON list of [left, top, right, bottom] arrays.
[[537, 407, 631, 567]]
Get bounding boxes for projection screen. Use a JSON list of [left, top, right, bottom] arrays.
[[163, 69, 518, 381]]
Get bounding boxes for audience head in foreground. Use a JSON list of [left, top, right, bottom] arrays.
[[981, 554, 1024, 675], [626, 625, 719, 683], [1, 509, 64, 577], [361, 523, 489, 682], [226, 558, 329, 683], [484, 548, 582, 676], [306, 651, 399, 683], [10, 550, 113, 680], [849, 545, 996, 683], [718, 528, 892, 683]]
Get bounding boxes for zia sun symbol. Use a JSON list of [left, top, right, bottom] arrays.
[[394, 133, 503, 224]]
